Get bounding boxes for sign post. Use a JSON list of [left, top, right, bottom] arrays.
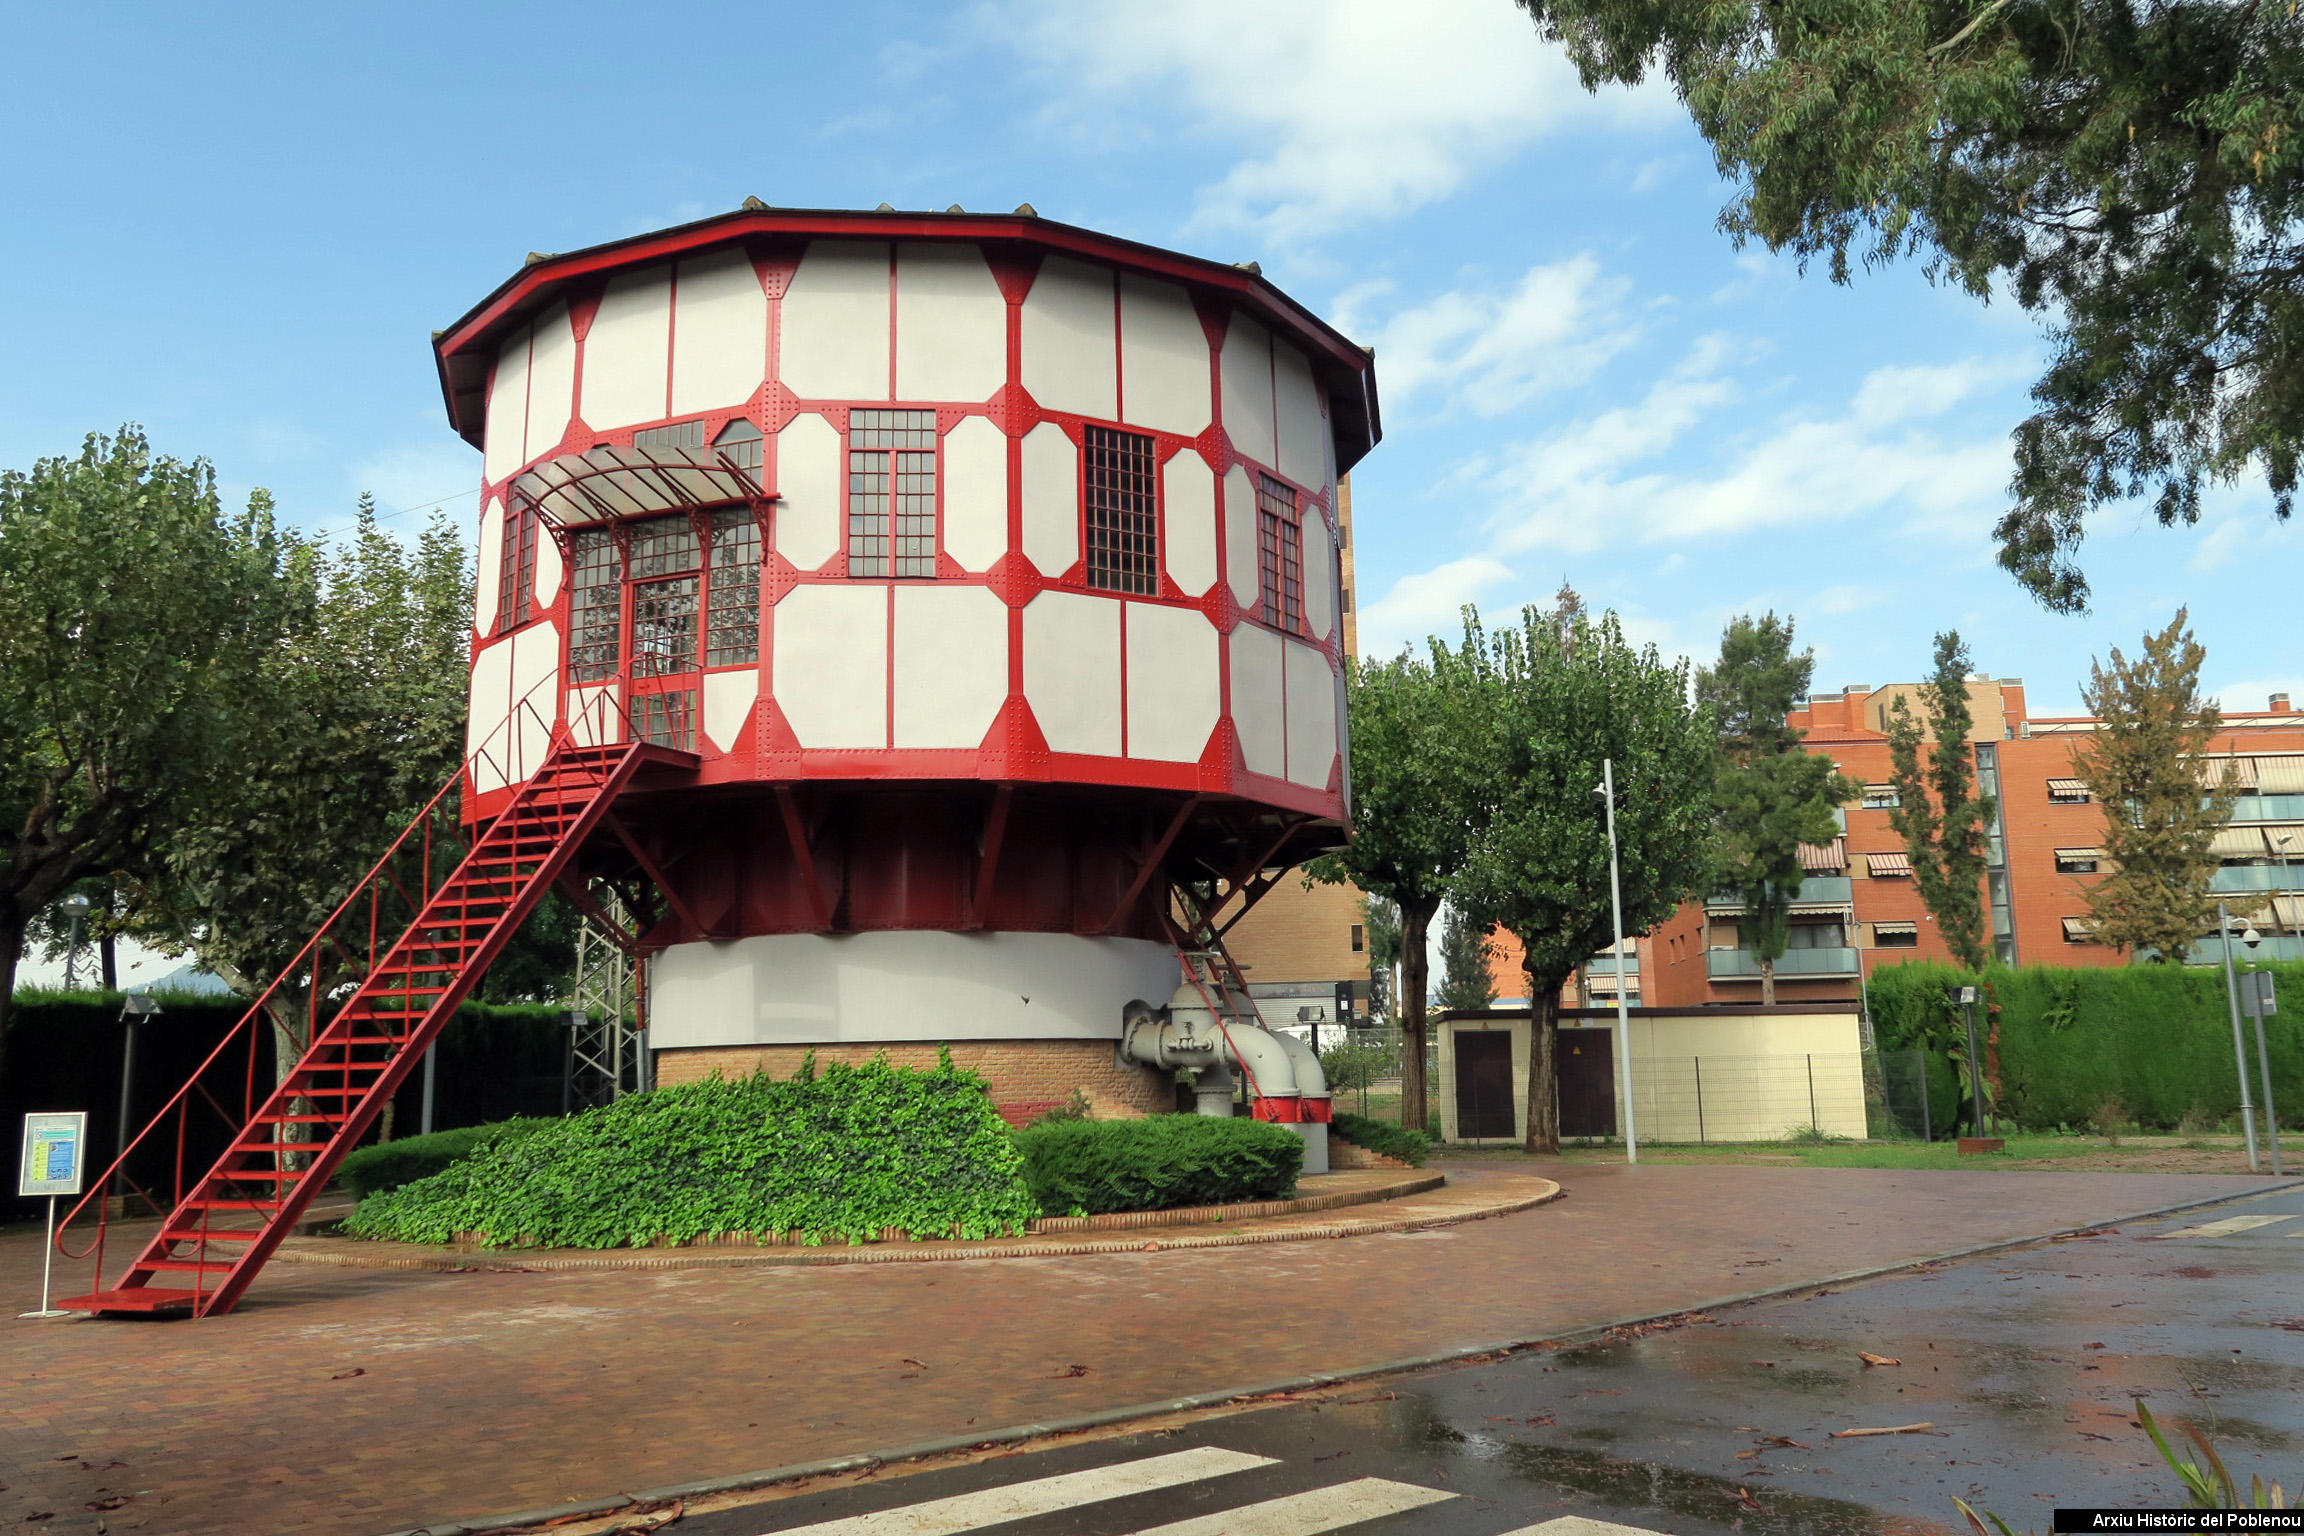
[[17, 1112, 87, 1319], [2241, 970, 2282, 1177]]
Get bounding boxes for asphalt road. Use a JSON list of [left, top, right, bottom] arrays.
[[638, 1183, 2304, 1536]]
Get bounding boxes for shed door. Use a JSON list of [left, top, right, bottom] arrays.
[[1557, 1028, 1617, 1139], [1455, 1030, 1515, 1140]]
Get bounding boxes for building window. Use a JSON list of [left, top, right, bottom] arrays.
[[1256, 474, 1302, 632], [1860, 782, 1899, 810], [632, 420, 706, 453], [2048, 778, 2092, 804], [2056, 849, 2101, 874], [713, 419, 763, 484], [627, 518, 701, 679], [2062, 916, 2100, 944], [633, 689, 697, 752], [847, 409, 938, 578], [1083, 426, 1158, 595], [568, 528, 622, 684], [496, 502, 540, 634], [1873, 922, 1920, 949], [1350, 923, 1365, 953], [704, 509, 760, 667]]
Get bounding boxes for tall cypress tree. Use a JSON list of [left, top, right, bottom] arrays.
[[1884, 632, 1995, 972]]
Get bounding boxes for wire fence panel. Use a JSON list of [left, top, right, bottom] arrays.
[[1621, 1052, 1869, 1143]]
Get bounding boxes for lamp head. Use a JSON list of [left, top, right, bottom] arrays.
[[59, 893, 93, 919], [120, 993, 162, 1020]]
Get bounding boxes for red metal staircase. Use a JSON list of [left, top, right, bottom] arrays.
[[55, 738, 688, 1318]]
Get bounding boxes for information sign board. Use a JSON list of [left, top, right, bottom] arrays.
[[18, 1112, 87, 1199]]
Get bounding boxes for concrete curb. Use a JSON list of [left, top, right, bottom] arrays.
[[284, 1173, 1536, 1275], [379, 1176, 2297, 1536]]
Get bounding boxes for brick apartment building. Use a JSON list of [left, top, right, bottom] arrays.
[[1638, 675, 2304, 1006]]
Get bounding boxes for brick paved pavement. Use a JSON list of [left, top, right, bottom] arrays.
[[0, 1163, 2282, 1536]]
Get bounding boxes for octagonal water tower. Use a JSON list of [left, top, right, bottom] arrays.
[[434, 205, 1380, 1122]]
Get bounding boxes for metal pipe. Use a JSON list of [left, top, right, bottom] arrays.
[[2218, 899, 2261, 1171], [1600, 758, 1638, 1164]]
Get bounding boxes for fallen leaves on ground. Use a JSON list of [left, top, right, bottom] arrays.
[[1856, 1352, 1901, 1367], [330, 1368, 366, 1380], [1829, 1422, 1940, 1438], [1735, 1437, 1812, 1459], [1733, 1486, 1769, 1513], [1054, 1363, 1091, 1378]]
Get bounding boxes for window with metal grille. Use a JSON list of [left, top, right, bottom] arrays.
[[1084, 426, 1157, 594], [1256, 474, 1302, 633], [713, 419, 763, 486], [633, 689, 697, 751], [631, 420, 707, 453], [496, 502, 539, 633], [568, 528, 623, 683], [625, 518, 702, 679], [705, 509, 759, 667], [846, 409, 938, 578]]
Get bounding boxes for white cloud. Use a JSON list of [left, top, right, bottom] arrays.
[[1848, 355, 2031, 429], [991, 0, 1671, 246], [1356, 255, 1637, 416], [2214, 677, 2304, 714], [1356, 553, 1514, 659], [1815, 583, 1884, 615], [345, 440, 482, 523]]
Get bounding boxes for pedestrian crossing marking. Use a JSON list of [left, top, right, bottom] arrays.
[[2152, 1213, 2301, 1240], [1496, 1520, 1671, 1536], [1119, 1477, 1454, 1535], [764, 1447, 1275, 1533]]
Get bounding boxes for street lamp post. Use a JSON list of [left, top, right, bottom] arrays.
[[114, 993, 163, 1206], [1954, 985, 1988, 1138], [58, 892, 93, 991], [1595, 759, 1638, 1165], [2216, 898, 2262, 1172]]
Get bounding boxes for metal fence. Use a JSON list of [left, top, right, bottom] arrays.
[[1595, 1049, 1935, 1144]]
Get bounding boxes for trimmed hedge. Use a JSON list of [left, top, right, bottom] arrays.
[[345, 1055, 1038, 1247], [1867, 959, 2304, 1132], [336, 1119, 544, 1198], [1010, 1114, 1303, 1217], [1331, 1111, 1430, 1167]]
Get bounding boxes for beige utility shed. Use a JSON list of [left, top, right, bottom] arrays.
[[1436, 1004, 1868, 1146]]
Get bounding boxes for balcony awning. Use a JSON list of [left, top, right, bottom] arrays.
[[2210, 826, 2284, 858], [2062, 916, 2100, 942], [2047, 777, 2090, 798], [2199, 756, 2259, 789], [1798, 837, 1846, 873], [1866, 850, 1911, 877], [2253, 756, 2304, 794], [1871, 920, 1917, 937], [511, 444, 765, 527], [2055, 847, 2104, 862]]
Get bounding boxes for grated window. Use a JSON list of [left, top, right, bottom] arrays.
[[1084, 426, 1158, 595], [631, 420, 707, 453], [629, 576, 698, 679], [568, 528, 623, 683], [847, 409, 938, 578], [633, 689, 697, 752], [496, 503, 539, 633], [1256, 474, 1302, 633], [628, 515, 700, 580], [705, 509, 760, 667], [712, 419, 763, 485]]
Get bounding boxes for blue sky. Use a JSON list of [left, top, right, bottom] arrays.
[[3, 0, 2294, 725]]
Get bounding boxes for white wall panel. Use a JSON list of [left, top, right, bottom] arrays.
[[481, 330, 528, 484], [1229, 623, 1286, 778], [508, 619, 562, 785], [465, 638, 513, 793], [473, 497, 504, 634], [773, 584, 888, 749], [941, 415, 1007, 572], [1020, 421, 1079, 577], [702, 669, 759, 753], [781, 240, 890, 402], [1223, 464, 1260, 607], [1021, 256, 1116, 420], [1125, 602, 1220, 763], [1161, 451, 1217, 595], [1119, 275, 1210, 439], [524, 303, 576, 463], [1023, 590, 1121, 757], [893, 585, 1008, 748], [649, 931, 1180, 1046], [532, 520, 565, 608], [565, 684, 611, 748], [1284, 637, 1338, 789], [1219, 312, 1276, 470], [1274, 343, 1324, 490], [895, 243, 1006, 403], [581, 266, 673, 431], [670, 249, 768, 417], [773, 413, 842, 571], [1302, 514, 1334, 642]]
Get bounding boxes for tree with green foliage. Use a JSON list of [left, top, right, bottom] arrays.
[[126, 494, 474, 1083], [1511, 0, 2304, 612], [1308, 648, 1483, 1132], [2073, 608, 2240, 962], [0, 427, 288, 1084], [1450, 602, 1716, 1154], [1436, 902, 1498, 1012], [1885, 633, 1996, 972], [1696, 613, 1856, 1004]]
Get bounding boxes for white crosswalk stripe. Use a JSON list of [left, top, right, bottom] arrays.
[[762, 1446, 1274, 1533], [1118, 1476, 1454, 1535], [1496, 1521, 1671, 1536], [2151, 1213, 2301, 1239]]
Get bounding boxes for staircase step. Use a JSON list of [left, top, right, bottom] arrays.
[[142, 1257, 242, 1273], [55, 1288, 200, 1314], [211, 1168, 303, 1182], [187, 1199, 282, 1210], [160, 1228, 262, 1243]]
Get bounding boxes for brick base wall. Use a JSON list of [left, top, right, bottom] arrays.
[[653, 1039, 1176, 1123], [1330, 1139, 1411, 1170]]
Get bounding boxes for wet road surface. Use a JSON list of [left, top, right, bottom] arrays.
[[650, 1183, 2304, 1536]]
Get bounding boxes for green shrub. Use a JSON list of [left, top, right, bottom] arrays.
[[336, 1119, 544, 1199], [1330, 1110, 1430, 1166], [1010, 1114, 1303, 1217], [344, 1054, 1037, 1248]]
